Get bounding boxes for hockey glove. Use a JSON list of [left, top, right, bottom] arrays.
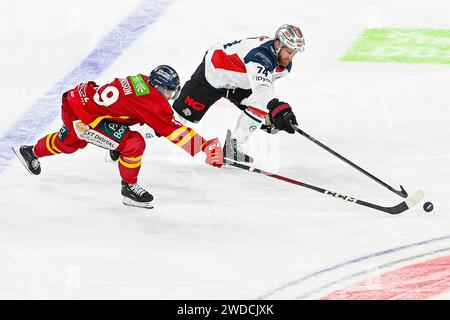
[[267, 99, 298, 134], [202, 138, 224, 168]]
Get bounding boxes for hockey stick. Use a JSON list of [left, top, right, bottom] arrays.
[[224, 160, 424, 215], [291, 124, 409, 198]]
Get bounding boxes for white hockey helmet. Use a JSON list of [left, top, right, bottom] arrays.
[[274, 24, 305, 53]]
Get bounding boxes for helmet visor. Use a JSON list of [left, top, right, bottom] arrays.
[[171, 85, 181, 101], [159, 84, 181, 100]]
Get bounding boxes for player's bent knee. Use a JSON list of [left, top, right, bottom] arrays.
[[121, 131, 146, 155]]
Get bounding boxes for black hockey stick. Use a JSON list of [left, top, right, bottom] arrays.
[[224, 160, 424, 215], [291, 124, 409, 198]]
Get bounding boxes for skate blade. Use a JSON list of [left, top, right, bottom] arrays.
[[223, 156, 254, 167], [122, 196, 154, 209], [223, 162, 254, 171], [12, 147, 37, 175]]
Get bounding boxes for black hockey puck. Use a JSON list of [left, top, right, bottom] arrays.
[[423, 202, 434, 212]]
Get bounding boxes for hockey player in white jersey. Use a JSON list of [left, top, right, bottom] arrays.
[[172, 24, 305, 163]]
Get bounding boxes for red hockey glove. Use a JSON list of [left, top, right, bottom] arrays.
[[202, 138, 224, 168]]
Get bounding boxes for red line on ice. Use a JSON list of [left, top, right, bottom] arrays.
[[320, 255, 450, 300]]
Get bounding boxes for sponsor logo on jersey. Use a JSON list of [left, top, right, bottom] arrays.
[[119, 78, 133, 95], [255, 76, 273, 84], [78, 130, 119, 150], [86, 131, 118, 149], [58, 125, 69, 141], [182, 108, 192, 116], [128, 74, 150, 96], [254, 52, 273, 70], [184, 96, 206, 111], [101, 121, 129, 142]]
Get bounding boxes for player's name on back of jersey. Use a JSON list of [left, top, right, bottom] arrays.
[[119, 77, 133, 95]]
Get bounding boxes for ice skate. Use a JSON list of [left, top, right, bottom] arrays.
[[12, 145, 41, 175], [223, 129, 254, 164], [121, 180, 154, 209]]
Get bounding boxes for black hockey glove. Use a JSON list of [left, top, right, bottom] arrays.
[[267, 99, 298, 134]]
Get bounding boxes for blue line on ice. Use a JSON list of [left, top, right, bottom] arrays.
[[0, 0, 172, 174], [257, 233, 450, 299]]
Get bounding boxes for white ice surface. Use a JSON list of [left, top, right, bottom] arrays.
[[0, 0, 449, 299]]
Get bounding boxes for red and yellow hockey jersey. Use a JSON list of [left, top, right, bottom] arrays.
[[66, 74, 205, 156]]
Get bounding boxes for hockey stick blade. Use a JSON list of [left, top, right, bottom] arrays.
[[402, 190, 425, 213], [373, 190, 425, 215]]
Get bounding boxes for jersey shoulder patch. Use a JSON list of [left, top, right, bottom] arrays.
[[243, 40, 277, 72], [128, 74, 150, 96]]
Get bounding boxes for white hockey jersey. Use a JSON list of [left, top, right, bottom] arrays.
[[203, 36, 292, 109]]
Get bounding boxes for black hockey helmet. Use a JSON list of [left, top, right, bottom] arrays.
[[148, 65, 181, 100]]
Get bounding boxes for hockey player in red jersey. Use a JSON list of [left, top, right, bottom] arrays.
[[12, 65, 223, 209], [172, 24, 305, 164]]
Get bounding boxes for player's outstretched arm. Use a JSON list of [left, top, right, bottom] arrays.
[[164, 125, 223, 168]]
